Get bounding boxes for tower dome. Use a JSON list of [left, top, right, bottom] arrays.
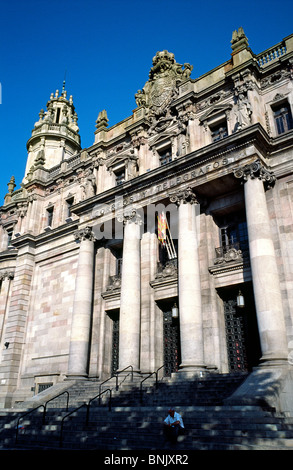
[[24, 85, 81, 180]]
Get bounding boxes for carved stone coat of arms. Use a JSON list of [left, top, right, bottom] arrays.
[[135, 50, 193, 117]]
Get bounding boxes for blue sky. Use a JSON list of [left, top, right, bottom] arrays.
[[0, 0, 292, 202]]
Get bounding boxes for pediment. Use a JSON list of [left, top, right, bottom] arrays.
[[150, 130, 177, 148], [199, 103, 233, 123], [106, 152, 137, 170]]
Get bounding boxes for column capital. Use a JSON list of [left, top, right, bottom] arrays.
[[169, 187, 199, 205], [0, 270, 14, 281], [233, 159, 276, 188], [74, 225, 95, 242], [117, 207, 143, 225]]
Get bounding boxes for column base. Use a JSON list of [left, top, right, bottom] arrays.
[[178, 364, 207, 378], [258, 356, 289, 368], [65, 374, 88, 381], [224, 364, 293, 414]]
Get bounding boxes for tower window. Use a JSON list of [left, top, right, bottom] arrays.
[[55, 108, 61, 124]]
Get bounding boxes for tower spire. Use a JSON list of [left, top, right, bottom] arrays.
[[62, 70, 67, 96], [24, 83, 80, 180]]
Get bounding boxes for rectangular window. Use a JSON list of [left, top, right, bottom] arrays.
[[7, 229, 13, 248], [273, 103, 293, 135], [66, 197, 74, 218], [210, 121, 228, 142], [115, 168, 125, 186], [55, 108, 61, 124], [158, 148, 172, 166], [47, 206, 54, 227], [116, 257, 123, 276], [220, 221, 248, 252]]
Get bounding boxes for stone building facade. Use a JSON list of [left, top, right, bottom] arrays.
[[1, 29, 293, 412]]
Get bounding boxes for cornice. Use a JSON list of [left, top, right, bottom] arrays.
[[9, 220, 79, 249], [71, 123, 273, 215], [0, 248, 18, 263]]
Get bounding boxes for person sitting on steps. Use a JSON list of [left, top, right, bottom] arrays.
[[163, 407, 185, 443]]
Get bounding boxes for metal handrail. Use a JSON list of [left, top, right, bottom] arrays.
[[139, 364, 167, 403], [43, 391, 69, 424], [59, 403, 87, 447], [59, 388, 113, 447], [15, 405, 45, 443], [98, 364, 134, 397], [114, 365, 134, 390], [86, 388, 112, 424]]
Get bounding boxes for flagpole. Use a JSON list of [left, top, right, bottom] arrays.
[[166, 234, 175, 259], [165, 213, 177, 259]]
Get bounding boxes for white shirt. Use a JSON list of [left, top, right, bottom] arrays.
[[164, 411, 184, 428]]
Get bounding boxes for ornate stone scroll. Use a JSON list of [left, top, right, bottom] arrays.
[[169, 186, 198, 205], [74, 225, 96, 242], [233, 159, 276, 189], [117, 207, 143, 225], [0, 270, 15, 281]]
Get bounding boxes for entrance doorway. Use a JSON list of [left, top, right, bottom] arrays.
[[219, 282, 261, 373], [108, 309, 119, 375], [163, 310, 181, 376]]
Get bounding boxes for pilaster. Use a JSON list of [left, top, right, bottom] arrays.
[[0, 240, 35, 408]]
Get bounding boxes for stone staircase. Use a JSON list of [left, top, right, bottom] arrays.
[[1, 372, 293, 450]]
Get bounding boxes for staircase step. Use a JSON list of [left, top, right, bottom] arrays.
[[2, 372, 293, 450]]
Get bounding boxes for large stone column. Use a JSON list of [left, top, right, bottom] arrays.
[[118, 210, 141, 373], [170, 187, 205, 374], [67, 226, 95, 379], [234, 160, 288, 366]]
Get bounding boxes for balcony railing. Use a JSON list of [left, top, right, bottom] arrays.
[[256, 41, 287, 67]]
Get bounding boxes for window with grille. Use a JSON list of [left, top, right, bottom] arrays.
[[38, 383, 53, 393]]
